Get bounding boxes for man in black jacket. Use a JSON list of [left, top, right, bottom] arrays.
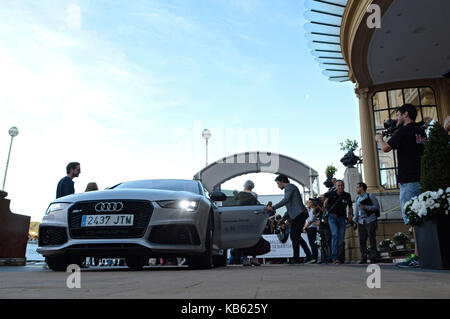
[[56, 162, 81, 199], [266, 175, 312, 264]]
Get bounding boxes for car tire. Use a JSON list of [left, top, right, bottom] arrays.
[[45, 255, 70, 272], [187, 213, 213, 270], [125, 256, 147, 270], [213, 249, 227, 268]]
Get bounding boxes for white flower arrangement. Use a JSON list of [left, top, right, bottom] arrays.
[[393, 232, 409, 243], [404, 187, 450, 226], [379, 238, 395, 250], [315, 234, 323, 248]]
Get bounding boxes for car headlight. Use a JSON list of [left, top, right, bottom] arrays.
[[157, 200, 199, 212], [45, 202, 71, 216]]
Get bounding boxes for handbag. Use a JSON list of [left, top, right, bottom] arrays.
[[360, 194, 380, 218]]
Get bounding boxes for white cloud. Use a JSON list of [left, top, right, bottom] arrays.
[[66, 4, 81, 30], [229, 0, 260, 13], [0, 3, 196, 221]]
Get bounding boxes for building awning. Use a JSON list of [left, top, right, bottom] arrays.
[[304, 0, 350, 82]]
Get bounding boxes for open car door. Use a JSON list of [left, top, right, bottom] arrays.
[[213, 204, 268, 250]]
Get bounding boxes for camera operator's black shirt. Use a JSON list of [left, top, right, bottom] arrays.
[[325, 191, 352, 218], [387, 123, 426, 184]]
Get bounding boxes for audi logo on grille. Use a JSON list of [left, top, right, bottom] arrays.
[[94, 202, 124, 212]]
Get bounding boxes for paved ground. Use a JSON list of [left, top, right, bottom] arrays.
[[0, 262, 449, 299]]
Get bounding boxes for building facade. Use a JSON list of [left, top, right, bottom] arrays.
[[305, 0, 450, 261], [341, 0, 449, 194], [306, 0, 449, 196]]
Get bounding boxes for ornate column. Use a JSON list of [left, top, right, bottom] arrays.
[[437, 78, 450, 121], [356, 87, 380, 193]]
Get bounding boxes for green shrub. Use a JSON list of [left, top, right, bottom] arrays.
[[339, 139, 359, 152], [420, 123, 450, 192]]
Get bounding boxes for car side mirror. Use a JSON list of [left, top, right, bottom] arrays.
[[210, 190, 227, 202]]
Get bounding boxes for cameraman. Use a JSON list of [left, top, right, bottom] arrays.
[[375, 104, 427, 268]]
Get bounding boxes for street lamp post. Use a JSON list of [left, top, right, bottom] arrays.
[[2, 127, 19, 191], [202, 129, 211, 166]]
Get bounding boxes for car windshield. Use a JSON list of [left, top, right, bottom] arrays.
[[113, 180, 201, 195]]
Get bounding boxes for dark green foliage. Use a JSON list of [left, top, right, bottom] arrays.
[[420, 123, 450, 192]]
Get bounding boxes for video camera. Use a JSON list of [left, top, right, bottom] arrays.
[[382, 119, 429, 137], [382, 119, 398, 137]]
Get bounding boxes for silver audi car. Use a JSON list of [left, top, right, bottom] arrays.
[[37, 179, 269, 271]]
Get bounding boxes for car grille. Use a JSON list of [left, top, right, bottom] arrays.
[[39, 226, 68, 246], [68, 200, 153, 239], [148, 225, 200, 245]]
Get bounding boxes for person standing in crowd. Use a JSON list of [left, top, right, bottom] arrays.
[[234, 180, 259, 206], [354, 182, 380, 264], [324, 180, 353, 264], [56, 162, 80, 199], [316, 198, 332, 264], [85, 182, 98, 192], [234, 180, 260, 266], [376, 104, 427, 268], [266, 175, 313, 264], [264, 201, 275, 234], [302, 199, 320, 264]]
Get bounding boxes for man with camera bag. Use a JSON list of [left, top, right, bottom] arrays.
[[323, 180, 353, 264], [375, 104, 426, 268], [355, 182, 380, 264]]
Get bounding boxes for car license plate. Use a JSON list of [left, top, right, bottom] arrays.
[[81, 214, 134, 227]]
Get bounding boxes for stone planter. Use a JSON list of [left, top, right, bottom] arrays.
[[394, 240, 407, 250], [323, 177, 334, 188], [340, 151, 360, 168], [415, 214, 450, 270]]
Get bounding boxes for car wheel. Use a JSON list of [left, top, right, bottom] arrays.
[[187, 213, 213, 270], [125, 256, 147, 270], [213, 249, 228, 268], [45, 255, 70, 271]]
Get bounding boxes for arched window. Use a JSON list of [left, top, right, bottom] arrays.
[[372, 87, 439, 190]]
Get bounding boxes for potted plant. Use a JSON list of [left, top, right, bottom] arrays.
[[404, 187, 450, 269], [378, 239, 395, 254], [405, 123, 450, 270], [393, 232, 409, 249], [323, 165, 337, 188], [339, 139, 361, 168]]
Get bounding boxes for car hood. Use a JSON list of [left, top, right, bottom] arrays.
[[54, 189, 203, 203]]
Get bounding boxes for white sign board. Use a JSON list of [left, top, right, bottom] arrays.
[[257, 234, 311, 258]]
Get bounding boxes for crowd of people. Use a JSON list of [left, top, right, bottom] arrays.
[[54, 163, 379, 267], [54, 104, 442, 269], [245, 177, 379, 265], [229, 175, 369, 266]]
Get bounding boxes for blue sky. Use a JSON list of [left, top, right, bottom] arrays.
[[0, 0, 360, 221]]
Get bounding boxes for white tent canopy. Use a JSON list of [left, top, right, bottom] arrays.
[[193, 151, 319, 193]]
